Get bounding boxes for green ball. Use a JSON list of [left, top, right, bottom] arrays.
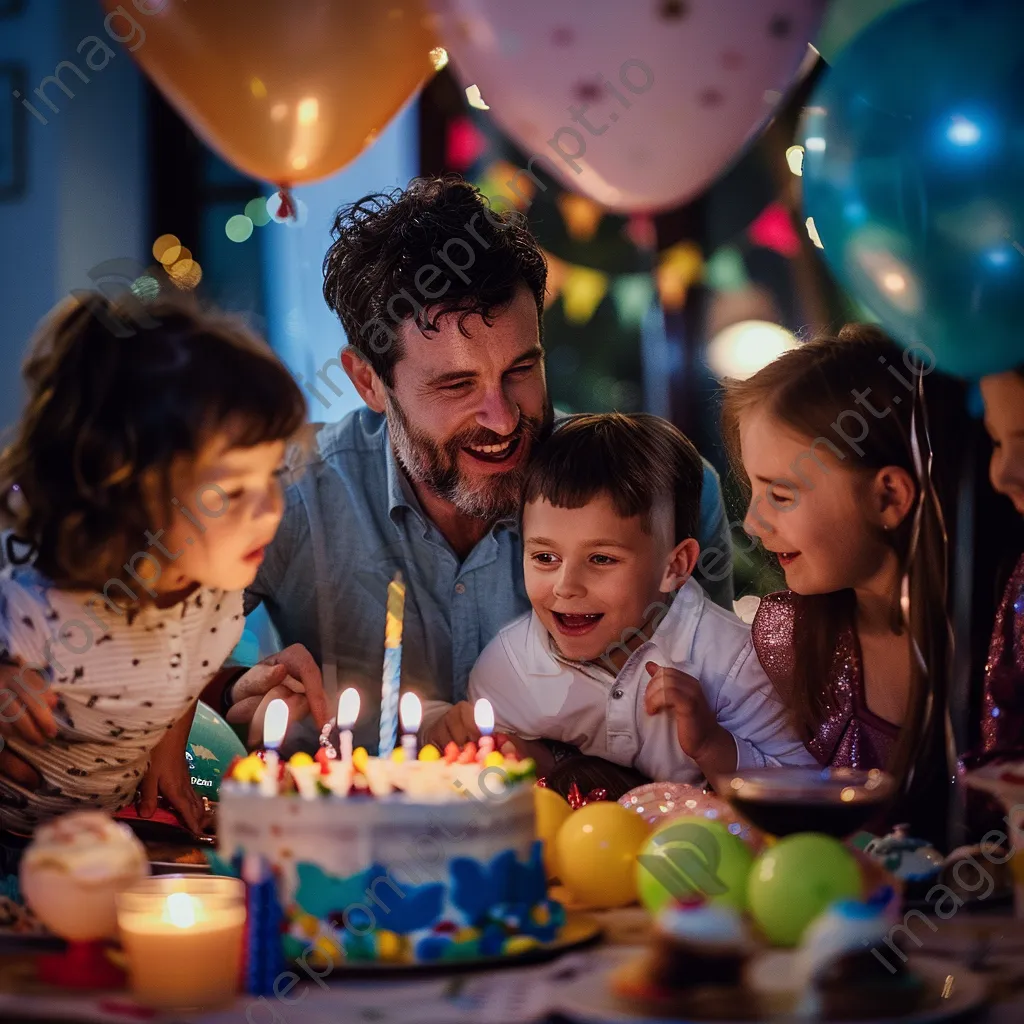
[[636, 816, 755, 914], [186, 701, 247, 800], [747, 833, 862, 946]]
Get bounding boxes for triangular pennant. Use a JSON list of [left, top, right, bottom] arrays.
[[542, 250, 569, 308], [705, 247, 750, 293], [557, 193, 605, 242], [611, 274, 656, 329], [656, 241, 703, 311], [561, 264, 609, 324]]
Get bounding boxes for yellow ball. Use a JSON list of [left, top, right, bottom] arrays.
[[484, 751, 505, 768], [534, 786, 572, 880], [390, 748, 406, 763], [352, 747, 369, 772], [288, 752, 314, 768], [418, 744, 441, 762], [555, 801, 651, 908]]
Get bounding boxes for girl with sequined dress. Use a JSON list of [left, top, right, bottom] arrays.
[[978, 370, 1024, 755], [721, 326, 964, 840]]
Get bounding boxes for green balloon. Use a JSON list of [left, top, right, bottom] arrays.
[[816, 0, 916, 63], [636, 817, 754, 914], [186, 701, 246, 800], [747, 833, 862, 946]]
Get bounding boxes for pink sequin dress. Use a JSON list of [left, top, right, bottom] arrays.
[[980, 554, 1024, 754], [752, 591, 899, 770]]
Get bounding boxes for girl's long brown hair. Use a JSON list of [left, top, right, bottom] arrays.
[[722, 325, 964, 816]]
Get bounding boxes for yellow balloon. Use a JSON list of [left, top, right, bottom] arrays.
[[104, 1, 441, 186], [534, 786, 572, 881], [555, 802, 651, 909]]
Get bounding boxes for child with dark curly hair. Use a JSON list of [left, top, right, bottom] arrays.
[[0, 293, 306, 839]]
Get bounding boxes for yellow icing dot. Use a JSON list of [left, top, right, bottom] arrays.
[[504, 935, 542, 955], [232, 754, 265, 783], [455, 927, 479, 943], [418, 744, 441, 762], [311, 935, 342, 967], [288, 752, 314, 768], [377, 930, 402, 960], [484, 751, 505, 768], [352, 747, 369, 772], [390, 748, 406, 763], [531, 903, 551, 926]]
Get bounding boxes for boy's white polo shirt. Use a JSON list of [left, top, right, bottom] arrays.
[[468, 577, 814, 782]]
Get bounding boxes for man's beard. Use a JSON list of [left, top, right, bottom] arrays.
[[386, 394, 553, 521]]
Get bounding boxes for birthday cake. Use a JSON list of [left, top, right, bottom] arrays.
[[214, 738, 563, 967]]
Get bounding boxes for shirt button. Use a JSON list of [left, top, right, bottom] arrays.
[[612, 688, 624, 700], [454, 582, 466, 594]]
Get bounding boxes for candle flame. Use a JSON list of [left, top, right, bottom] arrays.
[[263, 697, 289, 750], [338, 687, 360, 729], [474, 698, 495, 735], [400, 692, 422, 732], [166, 891, 197, 929]]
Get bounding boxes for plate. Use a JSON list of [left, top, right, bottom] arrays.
[[554, 948, 988, 1023], [322, 911, 602, 978]]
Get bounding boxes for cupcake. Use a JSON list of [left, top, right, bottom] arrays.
[[863, 825, 944, 903], [795, 898, 927, 1020], [20, 810, 150, 941], [612, 897, 759, 1017]]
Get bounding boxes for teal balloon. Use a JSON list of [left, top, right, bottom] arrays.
[[816, 0, 916, 62], [186, 701, 246, 799], [802, 0, 1024, 378]]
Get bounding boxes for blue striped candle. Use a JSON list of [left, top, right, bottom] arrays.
[[378, 571, 405, 757]]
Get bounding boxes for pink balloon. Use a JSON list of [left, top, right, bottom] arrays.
[[620, 782, 764, 849], [429, 0, 826, 213]]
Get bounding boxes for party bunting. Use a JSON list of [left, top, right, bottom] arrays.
[[474, 160, 535, 211], [561, 264, 609, 324], [656, 241, 704, 312], [556, 193, 605, 242], [611, 274, 656, 330], [749, 202, 801, 258], [705, 247, 750, 293], [542, 250, 569, 308]]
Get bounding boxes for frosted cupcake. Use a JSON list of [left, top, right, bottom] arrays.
[[20, 810, 150, 941], [612, 897, 759, 1016], [795, 898, 927, 1019]]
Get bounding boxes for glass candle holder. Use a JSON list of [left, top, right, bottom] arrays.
[[116, 875, 246, 1010]]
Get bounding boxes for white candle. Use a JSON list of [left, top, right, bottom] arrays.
[[260, 698, 289, 796], [116, 877, 245, 1010], [475, 697, 495, 758], [337, 687, 360, 766], [399, 692, 422, 762]]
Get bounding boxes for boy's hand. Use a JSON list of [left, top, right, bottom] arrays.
[[0, 663, 58, 746], [644, 662, 736, 777], [138, 704, 208, 834], [422, 701, 481, 749]]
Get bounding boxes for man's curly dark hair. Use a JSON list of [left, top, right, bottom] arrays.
[[322, 175, 547, 388]]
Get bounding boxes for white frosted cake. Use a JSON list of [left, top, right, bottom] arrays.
[[214, 742, 564, 966]]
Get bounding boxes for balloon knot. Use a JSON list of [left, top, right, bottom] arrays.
[[276, 186, 297, 221]]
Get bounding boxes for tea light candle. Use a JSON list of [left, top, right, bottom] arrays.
[[338, 687, 360, 766], [400, 692, 421, 762], [475, 697, 495, 759], [116, 876, 246, 1011], [260, 698, 289, 796]]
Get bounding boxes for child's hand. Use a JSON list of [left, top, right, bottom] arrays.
[[644, 662, 736, 777], [422, 701, 481, 749], [138, 706, 208, 834]]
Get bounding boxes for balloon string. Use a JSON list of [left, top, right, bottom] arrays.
[[276, 186, 297, 221], [899, 365, 954, 799]]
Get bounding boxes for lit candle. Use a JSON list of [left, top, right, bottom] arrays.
[[378, 571, 406, 758], [475, 698, 495, 759], [400, 692, 421, 762], [337, 687, 360, 766], [260, 698, 289, 796], [116, 877, 246, 1010]]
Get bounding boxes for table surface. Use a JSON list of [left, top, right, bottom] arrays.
[[2, 903, 1024, 1023]]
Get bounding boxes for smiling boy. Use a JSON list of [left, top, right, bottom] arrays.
[[468, 414, 813, 782]]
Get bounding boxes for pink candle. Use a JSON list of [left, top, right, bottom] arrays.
[[475, 698, 495, 760]]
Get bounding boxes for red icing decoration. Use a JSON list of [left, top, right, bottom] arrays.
[[457, 742, 478, 764], [444, 742, 460, 764], [36, 940, 126, 990], [434, 920, 459, 935], [566, 783, 610, 809], [536, 777, 549, 788], [673, 894, 708, 910]]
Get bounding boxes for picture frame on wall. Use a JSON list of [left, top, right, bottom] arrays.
[[0, 65, 28, 200]]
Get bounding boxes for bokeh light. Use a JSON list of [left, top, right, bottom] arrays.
[[706, 320, 799, 380], [152, 234, 181, 265], [130, 276, 160, 301], [168, 258, 202, 291], [429, 46, 449, 71], [225, 215, 254, 243], [785, 145, 804, 176], [245, 198, 272, 228]]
